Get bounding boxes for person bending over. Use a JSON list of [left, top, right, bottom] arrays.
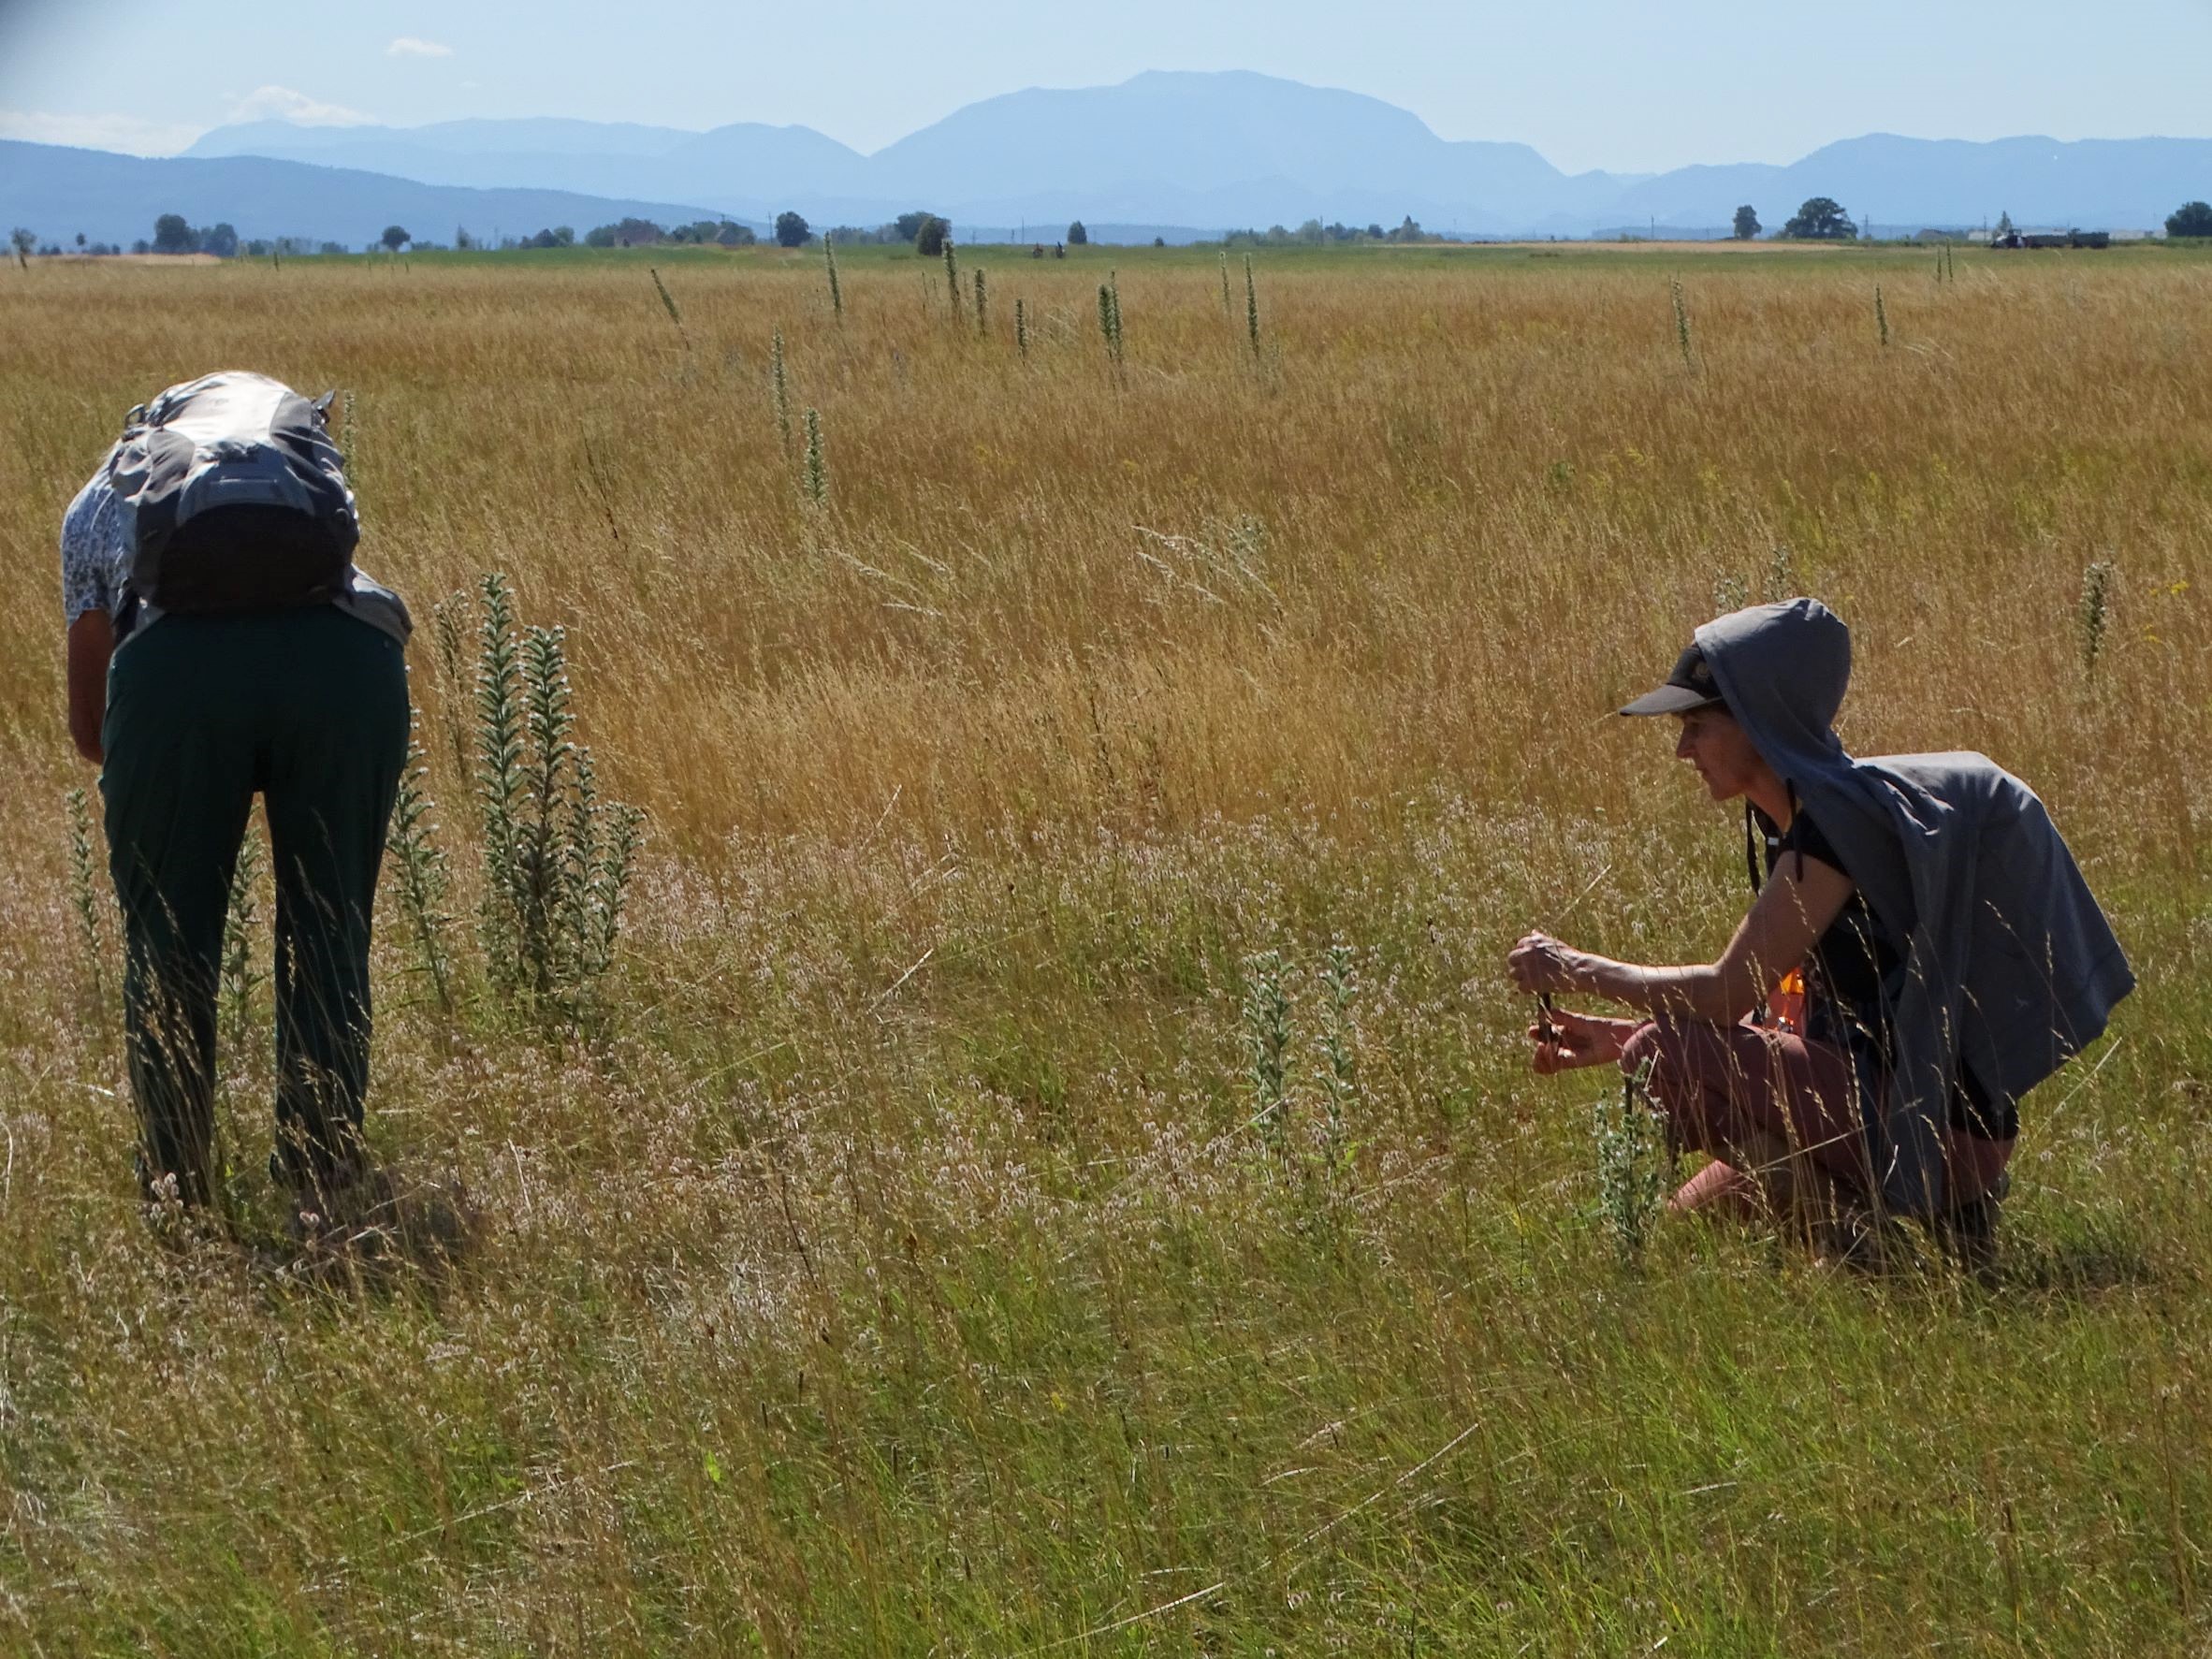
[[63, 371, 411, 1237], [1506, 598, 2132, 1265]]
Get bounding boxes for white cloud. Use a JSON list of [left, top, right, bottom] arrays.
[[0, 109, 203, 155], [387, 36, 454, 58], [225, 85, 375, 126]]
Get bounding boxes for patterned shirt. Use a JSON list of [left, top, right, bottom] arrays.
[[56, 451, 411, 645], [59, 455, 128, 626]]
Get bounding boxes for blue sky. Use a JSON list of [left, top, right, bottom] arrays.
[[3, 0, 2208, 174]]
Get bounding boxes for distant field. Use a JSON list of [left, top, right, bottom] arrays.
[[2, 243, 2209, 1654]]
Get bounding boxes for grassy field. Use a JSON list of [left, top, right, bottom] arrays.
[[2, 239, 2210, 1654]]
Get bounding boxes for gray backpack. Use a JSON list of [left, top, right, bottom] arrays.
[[108, 370, 359, 614]]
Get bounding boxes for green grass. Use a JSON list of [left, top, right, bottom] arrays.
[[5, 803, 2205, 1653], [2, 248, 2208, 1654]]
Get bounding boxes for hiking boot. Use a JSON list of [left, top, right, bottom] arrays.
[[288, 1165, 475, 1273], [1813, 1201, 1911, 1275], [1933, 1171, 2009, 1284], [287, 1164, 400, 1253]]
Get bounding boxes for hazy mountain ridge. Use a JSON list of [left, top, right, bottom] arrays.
[[12, 72, 2209, 244], [1608, 133, 2212, 230], [0, 141, 750, 249]]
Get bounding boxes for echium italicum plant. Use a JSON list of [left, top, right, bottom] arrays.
[[1593, 1058, 1673, 1266], [478, 574, 643, 1016], [2079, 560, 2117, 677], [1238, 944, 1362, 1187], [404, 572, 641, 1026], [802, 408, 828, 507], [1314, 942, 1360, 1182], [1243, 949, 1292, 1155], [1098, 271, 1125, 368], [770, 328, 792, 454]]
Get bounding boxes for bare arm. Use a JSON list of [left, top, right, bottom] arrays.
[[65, 609, 113, 764], [1509, 854, 1857, 1026]]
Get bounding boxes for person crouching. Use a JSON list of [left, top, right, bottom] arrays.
[[1506, 598, 2132, 1269]]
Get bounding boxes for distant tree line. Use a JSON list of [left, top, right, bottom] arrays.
[[823, 210, 936, 247], [1725, 195, 2212, 243], [1222, 217, 1441, 247], [153, 213, 240, 255], [15, 194, 2207, 268], [4, 215, 350, 259], [578, 216, 758, 248]]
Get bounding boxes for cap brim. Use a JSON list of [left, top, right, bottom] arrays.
[[1618, 686, 1725, 718]]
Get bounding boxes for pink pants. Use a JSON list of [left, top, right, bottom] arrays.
[[1618, 1016, 2014, 1214]]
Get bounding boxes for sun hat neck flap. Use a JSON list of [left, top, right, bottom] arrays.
[[1691, 598, 1850, 778]]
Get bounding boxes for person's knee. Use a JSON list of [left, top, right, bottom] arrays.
[[1619, 1013, 1706, 1083], [1620, 1013, 1740, 1140], [1618, 1018, 1666, 1080]]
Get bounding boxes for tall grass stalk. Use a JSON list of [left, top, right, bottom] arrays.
[[429, 592, 474, 792], [824, 238, 842, 322], [1014, 296, 1027, 359], [64, 785, 105, 1002], [648, 266, 690, 355], [1671, 277, 1695, 371], [943, 241, 961, 320], [973, 268, 987, 335], [1876, 284, 1890, 347], [770, 327, 792, 453], [473, 573, 528, 993], [218, 815, 266, 1056], [803, 407, 828, 507], [1242, 949, 1292, 1155], [386, 717, 457, 1015], [1244, 254, 1260, 357]]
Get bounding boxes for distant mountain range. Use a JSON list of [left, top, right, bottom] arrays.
[[0, 141, 752, 250], [7, 71, 2208, 247]]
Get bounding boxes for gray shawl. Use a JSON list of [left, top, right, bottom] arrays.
[[1695, 600, 2134, 1214]]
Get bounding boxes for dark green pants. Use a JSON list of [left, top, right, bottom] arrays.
[[101, 608, 409, 1201]]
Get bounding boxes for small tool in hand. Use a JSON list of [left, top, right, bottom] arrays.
[[1529, 860, 1610, 1058]]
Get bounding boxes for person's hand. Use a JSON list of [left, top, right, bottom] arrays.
[[1525, 1006, 1621, 1075], [1507, 932, 1585, 996]]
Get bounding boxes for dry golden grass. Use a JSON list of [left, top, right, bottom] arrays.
[[0, 242, 2209, 1653], [6, 246, 2208, 855]]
